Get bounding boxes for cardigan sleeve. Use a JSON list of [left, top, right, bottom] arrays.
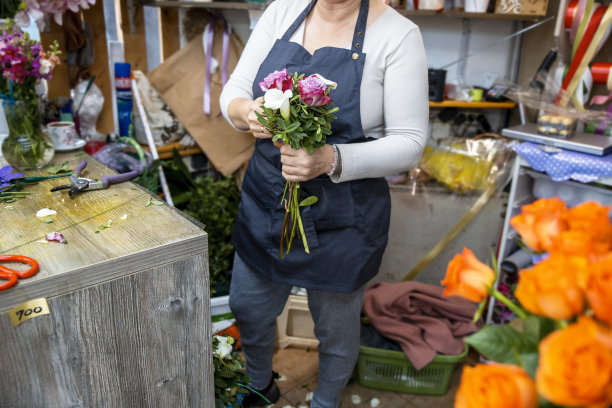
[[333, 26, 429, 182]]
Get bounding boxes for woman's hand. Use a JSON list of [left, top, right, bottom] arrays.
[[279, 143, 336, 182], [247, 97, 271, 139]]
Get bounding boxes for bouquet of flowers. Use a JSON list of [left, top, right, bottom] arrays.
[[441, 197, 612, 408], [1, 21, 60, 168], [256, 69, 338, 258], [0, 21, 60, 101], [212, 335, 250, 408], [14, 0, 96, 29]]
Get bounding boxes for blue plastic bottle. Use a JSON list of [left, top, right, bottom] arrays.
[[115, 62, 132, 137]]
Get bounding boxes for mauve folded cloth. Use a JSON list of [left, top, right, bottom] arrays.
[[362, 281, 480, 370]]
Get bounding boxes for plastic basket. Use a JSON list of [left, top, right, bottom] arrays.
[[357, 345, 468, 395]]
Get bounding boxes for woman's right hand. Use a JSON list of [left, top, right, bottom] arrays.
[[247, 97, 271, 139]]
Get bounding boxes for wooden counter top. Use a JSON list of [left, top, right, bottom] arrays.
[[0, 153, 207, 312]]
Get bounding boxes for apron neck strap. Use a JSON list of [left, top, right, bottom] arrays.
[[281, 0, 370, 51], [281, 0, 317, 41], [351, 0, 369, 53]]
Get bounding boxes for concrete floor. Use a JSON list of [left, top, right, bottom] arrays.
[[264, 346, 473, 408]]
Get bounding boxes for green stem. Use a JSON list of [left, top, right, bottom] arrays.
[[472, 298, 488, 323], [491, 289, 528, 320], [555, 320, 569, 330], [0, 191, 30, 196]]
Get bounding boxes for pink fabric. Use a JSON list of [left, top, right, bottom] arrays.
[[362, 281, 480, 370]]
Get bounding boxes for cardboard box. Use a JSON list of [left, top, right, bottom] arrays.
[[495, 0, 548, 16]]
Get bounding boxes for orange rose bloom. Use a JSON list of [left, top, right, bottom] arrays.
[[551, 230, 602, 259], [565, 201, 612, 254], [587, 254, 612, 326], [455, 363, 537, 408], [509, 197, 567, 253], [537, 317, 612, 408], [515, 253, 586, 320], [441, 247, 495, 302]]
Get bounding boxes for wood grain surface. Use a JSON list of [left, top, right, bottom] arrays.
[[1, 153, 214, 407], [0, 255, 213, 408], [0, 153, 207, 312]]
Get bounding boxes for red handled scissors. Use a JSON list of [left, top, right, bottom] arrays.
[[0, 255, 39, 291]]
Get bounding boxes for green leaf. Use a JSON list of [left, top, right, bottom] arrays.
[[464, 324, 538, 365], [47, 161, 71, 174], [299, 196, 318, 206], [151, 200, 164, 206], [5, 206, 15, 210], [523, 315, 556, 341], [42, 218, 53, 223]]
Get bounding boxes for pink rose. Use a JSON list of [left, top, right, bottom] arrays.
[[259, 69, 293, 93], [298, 75, 333, 107]]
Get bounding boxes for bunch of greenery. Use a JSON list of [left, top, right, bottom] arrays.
[[163, 151, 240, 295], [212, 335, 249, 408]]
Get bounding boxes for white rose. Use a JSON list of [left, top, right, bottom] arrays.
[[213, 335, 233, 359]]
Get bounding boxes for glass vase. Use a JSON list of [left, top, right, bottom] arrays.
[[1, 100, 55, 170]]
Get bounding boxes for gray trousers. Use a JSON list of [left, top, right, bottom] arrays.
[[229, 253, 365, 408]]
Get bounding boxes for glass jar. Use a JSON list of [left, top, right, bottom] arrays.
[[1, 99, 55, 170]]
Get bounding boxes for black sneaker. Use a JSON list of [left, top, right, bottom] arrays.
[[241, 372, 281, 407]]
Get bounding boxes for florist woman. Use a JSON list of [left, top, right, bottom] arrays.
[[220, 0, 428, 407]]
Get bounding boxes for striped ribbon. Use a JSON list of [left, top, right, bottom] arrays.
[[556, 4, 612, 107]]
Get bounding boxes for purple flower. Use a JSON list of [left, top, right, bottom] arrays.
[[297, 75, 334, 107], [259, 69, 293, 93], [0, 165, 25, 188]]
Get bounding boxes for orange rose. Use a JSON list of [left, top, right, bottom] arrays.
[[455, 363, 537, 408], [587, 254, 612, 326], [515, 253, 586, 320], [565, 201, 612, 254], [441, 247, 495, 302], [509, 197, 567, 253], [537, 317, 612, 408], [551, 230, 602, 259]]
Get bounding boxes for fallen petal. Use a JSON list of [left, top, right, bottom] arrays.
[[46, 232, 66, 244], [36, 208, 57, 218], [351, 395, 362, 404]]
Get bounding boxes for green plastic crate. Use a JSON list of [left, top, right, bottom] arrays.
[[357, 344, 468, 395]]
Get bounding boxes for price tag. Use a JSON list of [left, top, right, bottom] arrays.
[[8, 298, 50, 327]]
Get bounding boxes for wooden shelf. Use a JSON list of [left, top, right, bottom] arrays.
[[398, 8, 544, 21], [429, 100, 517, 109], [139, 1, 268, 10], [139, 1, 543, 20]]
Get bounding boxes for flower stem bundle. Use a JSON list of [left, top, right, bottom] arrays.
[[256, 70, 338, 258]]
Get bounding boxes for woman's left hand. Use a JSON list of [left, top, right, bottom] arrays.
[[279, 143, 335, 182]]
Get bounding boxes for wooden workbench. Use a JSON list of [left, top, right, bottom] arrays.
[[0, 153, 213, 408]]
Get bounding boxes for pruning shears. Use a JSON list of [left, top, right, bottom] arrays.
[[50, 160, 139, 197]]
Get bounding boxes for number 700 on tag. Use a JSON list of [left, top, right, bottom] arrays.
[[8, 298, 50, 326]]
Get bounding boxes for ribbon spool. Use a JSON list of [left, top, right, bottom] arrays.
[[565, 0, 578, 29], [556, 4, 612, 107], [591, 62, 612, 88]]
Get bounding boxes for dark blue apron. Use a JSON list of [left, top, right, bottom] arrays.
[[232, 0, 391, 293]]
